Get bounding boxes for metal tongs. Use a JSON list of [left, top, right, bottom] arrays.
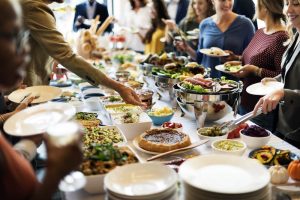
[[220, 107, 263, 131]]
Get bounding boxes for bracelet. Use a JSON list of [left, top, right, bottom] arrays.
[[0, 115, 5, 123]]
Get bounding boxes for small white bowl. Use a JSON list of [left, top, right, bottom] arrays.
[[197, 129, 228, 147], [240, 129, 271, 149], [211, 139, 247, 156]]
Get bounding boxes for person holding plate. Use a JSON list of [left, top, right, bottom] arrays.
[[253, 0, 300, 148], [175, 0, 255, 78], [228, 0, 288, 131]]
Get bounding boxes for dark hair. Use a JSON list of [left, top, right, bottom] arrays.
[[144, 0, 170, 43], [129, 0, 148, 10], [258, 0, 287, 23]]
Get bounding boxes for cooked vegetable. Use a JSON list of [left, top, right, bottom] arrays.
[[241, 125, 270, 137], [76, 112, 98, 120], [288, 160, 300, 181], [198, 126, 225, 137]]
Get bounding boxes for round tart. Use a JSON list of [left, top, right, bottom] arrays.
[[138, 129, 191, 153]]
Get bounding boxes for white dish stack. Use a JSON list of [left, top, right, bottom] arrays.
[[179, 155, 271, 200], [104, 163, 178, 200]]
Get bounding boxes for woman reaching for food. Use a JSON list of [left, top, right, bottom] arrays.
[[253, 0, 300, 148], [175, 0, 255, 78], [227, 0, 289, 130]]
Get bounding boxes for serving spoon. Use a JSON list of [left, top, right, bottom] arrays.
[[147, 139, 208, 161]]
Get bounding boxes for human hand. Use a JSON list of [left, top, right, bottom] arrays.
[[117, 85, 146, 107], [174, 40, 188, 52], [162, 19, 177, 30], [76, 16, 85, 26], [23, 134, 44, 147], [14, 96, 35, 112], [44, 134, 83, 177], [231, 65, 258, 78], [253, 88, 284, 115], [261, 77, 277, 85], [221, 50, 239, 62]]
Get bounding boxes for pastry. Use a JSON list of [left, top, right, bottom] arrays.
[[138, 129, 191, 153]]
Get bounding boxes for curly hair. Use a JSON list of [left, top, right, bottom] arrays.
[[186, 0, 215, 22]]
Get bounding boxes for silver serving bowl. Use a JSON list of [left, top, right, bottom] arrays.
[[139, 63, 153, 76], [174, 82, 242, 128]]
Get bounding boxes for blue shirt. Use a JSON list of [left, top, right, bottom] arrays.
[[196, 15, 255, 78]]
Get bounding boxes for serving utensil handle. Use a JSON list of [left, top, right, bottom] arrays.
[[146, 139, 208, 161]]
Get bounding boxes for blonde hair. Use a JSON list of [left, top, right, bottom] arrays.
[[186, 0, 215, 22]]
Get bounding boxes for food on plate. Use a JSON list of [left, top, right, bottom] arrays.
[[241, 125, 270, 137], [124, 80, 143, 89], [99, 95, 124, 105], [180, 76, 238, 93], [203, 47, 227, 56], [213, 140, 245, 151], [287, 160, 300, 181], [80, 144, 138, 175], [61, 91, 77, 97], [105, 104, 142, 114], [112, 53, 134, 64], [120, 62, 136, 70], [249, 146, 296, 166], [148, 107, 173, 116], [227, 123, 249, 139], [116, 112, 139, 124], [136, 89, 153, 108], [163, 63, 180, 71], [224, 61, 242, 72], [138, 128, 191, 153], [212, 103, 226, 113], [143, 52, 187, 67], [83, 126, 124, 149], [75, 112, 101, 127], [115, 70, 130, 82], [269, 165, 289, 184], [162, 122, 182, 129], [198, 126, 225, 137]]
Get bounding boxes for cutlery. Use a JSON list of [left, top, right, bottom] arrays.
[[273, 182, 300, 187], [19, 93, 31, 103], [146, 139, 208, 161], [219, 107, 263, 131]]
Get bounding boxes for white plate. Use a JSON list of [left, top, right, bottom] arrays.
[[179, 155, 270, 194], [215, 64, 243, 74], [104, 163, 177, 197], [8, 86, 62, 104], [4, 102, 76, 136], [246, 81, 284, 96], [199, 48, 229, 57]]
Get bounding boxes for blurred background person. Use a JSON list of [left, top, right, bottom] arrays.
[[175, 0, 255, 78], [233, 0, 258, 30], [0, 0, 82, 199], [73, 0, 112, 33], [253, 0, 300, 148], [143, 0, 170, 54], [124, 0, 151, 53], [164, 0, 215, 54], [229, 0, 288, 130], [166, 0, 190, 24]]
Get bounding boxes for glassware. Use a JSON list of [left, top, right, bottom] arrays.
[[47, 121, 86, 192]]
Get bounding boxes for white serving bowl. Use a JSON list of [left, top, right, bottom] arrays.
[[112, 112, 152, 141], [197, 128, 229, 147], [240, 129, 271, 149], [84, 173, 106, 194], [211, 139, 247, 156], [104, 163, 178, 197]]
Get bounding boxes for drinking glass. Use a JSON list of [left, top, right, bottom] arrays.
[[47, 121, 86, 192]]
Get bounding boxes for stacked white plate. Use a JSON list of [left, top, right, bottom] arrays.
[[104, 163, 178, 200], [179, 155, 271, 200]]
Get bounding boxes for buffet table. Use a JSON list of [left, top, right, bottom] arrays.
[[58, 86, 300, 200]]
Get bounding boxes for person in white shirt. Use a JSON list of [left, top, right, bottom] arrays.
[[124, 0, 152, 53]]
